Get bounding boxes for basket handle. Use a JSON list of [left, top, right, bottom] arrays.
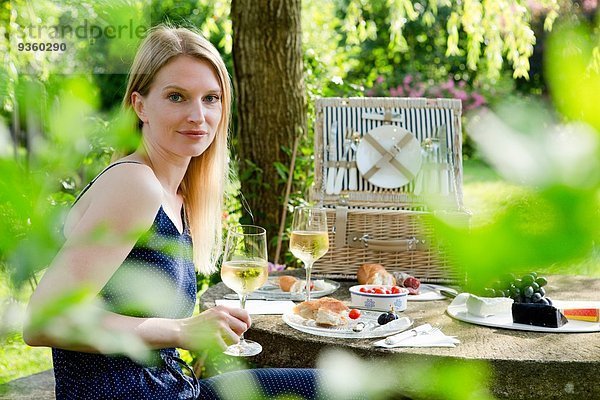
[[346, 231, 428, 252]]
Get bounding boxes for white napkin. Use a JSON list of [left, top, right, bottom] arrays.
[[373, 324, 460, 348], [215, 299, 296, 315]]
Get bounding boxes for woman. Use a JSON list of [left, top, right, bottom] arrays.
[[24, 25, 322, 400]]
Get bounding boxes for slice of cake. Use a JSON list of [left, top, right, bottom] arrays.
[[561, 308, 600, 322], [511, 303, 568, 328]]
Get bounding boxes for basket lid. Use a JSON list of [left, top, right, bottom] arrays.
[[310, 97, 464, 210]]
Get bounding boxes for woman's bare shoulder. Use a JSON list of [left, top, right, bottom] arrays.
[[94, 161, 161, 196], [65, 162, 163, 238]]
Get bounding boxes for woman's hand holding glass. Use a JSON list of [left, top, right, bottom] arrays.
[[178, 305, 250, 353], [289, 207, 329, 301], [220, 225, 268, 356]]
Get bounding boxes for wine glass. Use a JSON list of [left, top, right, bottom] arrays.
[[289, 207, 329, 301], [220, 225, 268, 356]]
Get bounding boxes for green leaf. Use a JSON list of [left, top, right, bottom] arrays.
[[546, 20, 600, 133], [273, 161, 288, 180]]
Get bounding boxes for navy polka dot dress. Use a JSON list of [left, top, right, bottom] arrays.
[[52, 162, 329, 400], [53, 162, 200, 399]]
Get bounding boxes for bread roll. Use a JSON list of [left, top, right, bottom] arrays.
[[293, 297, 349, 326], [278, 276, 299, 292], [357, 263, 396, 286]]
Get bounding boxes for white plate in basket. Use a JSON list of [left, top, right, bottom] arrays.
[[282, 311, 412, 339], [447, 298, 600, 333], [254, 278, 340, 300], [356, 125, 422, 189]]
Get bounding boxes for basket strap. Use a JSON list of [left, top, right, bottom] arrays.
[[362, 110, 403, 123], [347, 232, 428, 252], [334, 206, 348, 248]]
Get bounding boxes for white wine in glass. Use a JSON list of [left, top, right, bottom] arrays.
[[290, 207, 329, 301], [221, 225, 268, 356], [220, 260, 268, 295]]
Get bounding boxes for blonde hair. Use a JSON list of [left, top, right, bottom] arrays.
[[123, 25, 231, 275]]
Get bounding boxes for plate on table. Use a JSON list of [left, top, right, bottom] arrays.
[[282, 311, 413, 339], [447, 300, 600, 333], [254, 278, 340, 300], [408, 284, 457, 301]]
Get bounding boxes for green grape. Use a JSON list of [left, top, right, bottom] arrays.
[[535, 277, 548, 287], [513, 278, 522, 288], [521, 275, 535, 286], [481, 272, 549, 303]]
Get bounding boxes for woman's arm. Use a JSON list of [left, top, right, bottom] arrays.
[[102, 305, 250, 353], [23, 164, 250, 353], [25, 302, 249, 354]]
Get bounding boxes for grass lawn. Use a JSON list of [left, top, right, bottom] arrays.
[[461, 158, 525, 221], [0, 280, 52, 385], [0, 332, 52, 385]]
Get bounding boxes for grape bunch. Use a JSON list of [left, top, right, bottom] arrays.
[[482, 272, 551, 305]]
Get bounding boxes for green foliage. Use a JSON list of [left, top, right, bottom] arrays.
[[432, 16, 600, 291], [0, 71, 144, 284], [303, 0, 563, 103], [150, 0, 233, 69], [318, 348, 494, 400], [391, 0, 554, 79], [546, 19, 600, 133], [438, 185, 600, 291]]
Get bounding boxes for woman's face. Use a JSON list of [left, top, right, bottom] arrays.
[[132, 55, 223, 159]]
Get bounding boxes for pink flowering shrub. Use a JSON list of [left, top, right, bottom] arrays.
[[367, 74, 487, 112]]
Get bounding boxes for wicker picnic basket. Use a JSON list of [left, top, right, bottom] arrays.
[[309, 97, 469, 283]]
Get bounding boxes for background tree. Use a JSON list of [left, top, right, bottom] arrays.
[[231, 0, 306, 257]]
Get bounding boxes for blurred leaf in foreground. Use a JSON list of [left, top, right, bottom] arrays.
[[318, 348, 493, 400], [433, 18, 600, 289], [546, 19, 600, 133]]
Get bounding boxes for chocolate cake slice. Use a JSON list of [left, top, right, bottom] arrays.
[[511, 302, 568, 328]]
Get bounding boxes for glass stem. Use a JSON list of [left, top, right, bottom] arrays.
[[305, 262, 313, 301], [238, 293, 247, 342]]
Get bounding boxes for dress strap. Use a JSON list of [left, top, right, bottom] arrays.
[[181, 205, 190, 234], [73, 160, 144, 205]]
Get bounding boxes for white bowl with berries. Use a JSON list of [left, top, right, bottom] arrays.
[[349, 285, 409, 312]]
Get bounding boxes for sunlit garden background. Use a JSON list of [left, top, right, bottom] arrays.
[[1, 0, 600, 398]]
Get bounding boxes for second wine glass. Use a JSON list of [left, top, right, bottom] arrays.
[[289, 207, 329, 301], [220, 225, 268, 356]]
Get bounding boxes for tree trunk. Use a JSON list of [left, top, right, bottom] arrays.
[[231, 0, 306, 259]]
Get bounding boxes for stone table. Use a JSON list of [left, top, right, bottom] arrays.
[[200, 274, 600, 400]]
